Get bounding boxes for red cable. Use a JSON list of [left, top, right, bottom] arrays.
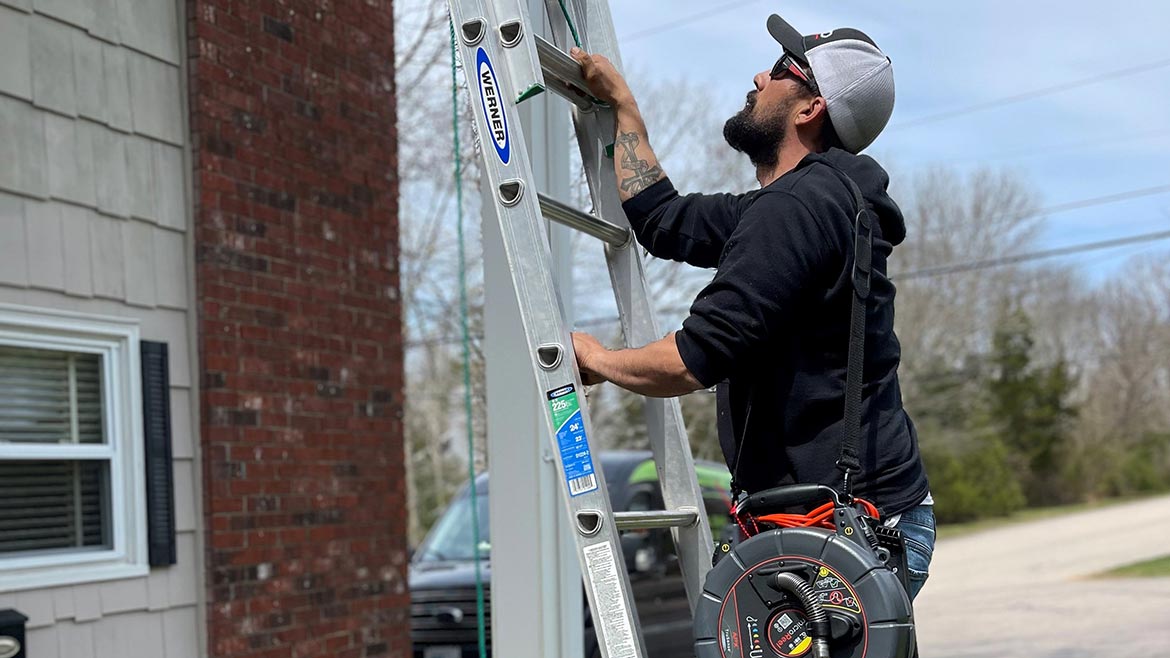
[[735, 498, 880, 536]]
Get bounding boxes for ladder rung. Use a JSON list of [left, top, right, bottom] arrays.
[[538, 193, 631, 248], [613, 508, 700, 531], [534, 36, 597, 111]]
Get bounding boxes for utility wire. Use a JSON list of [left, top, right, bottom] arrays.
[[407, 227, 1170, 350], [620, 0, 761, 42], [893, 228, 1170, 280], [620, 16, 1170, 127], [411, 142, 1170, 352], [939, 127, 1170, 165], [891, 56, 1170, 129], [1010, 183, 1170, 222], [407, 184, 1170, 349]]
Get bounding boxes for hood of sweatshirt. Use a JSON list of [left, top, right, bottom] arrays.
[[815, 148, 906, 246]]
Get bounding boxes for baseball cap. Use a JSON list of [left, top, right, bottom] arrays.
[[767, 14, 894, 153]]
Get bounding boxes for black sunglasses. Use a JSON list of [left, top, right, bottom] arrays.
[[770, 53, 819, 94]]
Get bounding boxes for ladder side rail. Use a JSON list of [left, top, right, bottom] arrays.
[[492, 0, 547, 102], [547, 0, 716, 612], [601, 183, 717, 613], [449, 2, 647, 657]]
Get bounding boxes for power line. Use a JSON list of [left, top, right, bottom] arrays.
[[405, 181, 1170, 350], [408, 225, 1170, 347], [620, 0, 760, 42], [890, 56, 1170, 130], [620, 19, 1170, 127], [1012, 183, 1170, 221], [1077, 240, 1164, 268], [408, 216, 1170, 349], [893, 228, 1170, 281], [914, 184, 1170, 240], [938, 127, 1170, 165], [408, 227, 1170, 349]]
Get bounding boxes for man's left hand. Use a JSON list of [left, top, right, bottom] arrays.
[[569, 48, 634, 109], [571, 332, 609, 386]]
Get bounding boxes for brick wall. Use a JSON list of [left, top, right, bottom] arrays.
[[186, 1, 405, 657]]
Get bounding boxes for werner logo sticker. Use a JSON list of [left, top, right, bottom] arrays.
[[476, 47, 510, 165]]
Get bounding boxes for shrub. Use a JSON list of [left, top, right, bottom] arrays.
[[922, 433, 1026, 524]]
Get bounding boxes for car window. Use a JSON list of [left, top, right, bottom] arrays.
[[415, 491, 491, 562]]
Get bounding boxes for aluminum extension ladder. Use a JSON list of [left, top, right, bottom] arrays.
[[447, 1, 714, 656]]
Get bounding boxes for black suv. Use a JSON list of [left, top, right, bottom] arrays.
[[409, 450, 733, 658]]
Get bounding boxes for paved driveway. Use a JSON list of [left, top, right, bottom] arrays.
[[914, 493, 1170, 657]]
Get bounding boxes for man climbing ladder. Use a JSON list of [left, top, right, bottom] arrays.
[[448, 0, 931, 655], [567, 13, 936, 600]]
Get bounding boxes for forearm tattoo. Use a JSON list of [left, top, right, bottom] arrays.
[[616, 131, 663, 195]]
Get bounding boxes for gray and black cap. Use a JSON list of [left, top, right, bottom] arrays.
[[767, 14, 894, 153]]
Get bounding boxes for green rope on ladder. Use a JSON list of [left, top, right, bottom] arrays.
[[557, 0, 583, 48], [449, 18, 488, 658]]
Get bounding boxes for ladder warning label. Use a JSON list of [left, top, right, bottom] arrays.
[[583, 542, 638, 658], [547, 384, 598, 497]]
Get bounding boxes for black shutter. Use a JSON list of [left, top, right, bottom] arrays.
[[141, 341, 176, 567], [0, 608, 28, 658]]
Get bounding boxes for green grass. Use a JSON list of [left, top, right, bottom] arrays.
[[1097, 555, 1170, 578], [935, 497, 1138, 541]]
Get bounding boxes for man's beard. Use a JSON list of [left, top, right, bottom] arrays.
[[723, 90, 789, 169]]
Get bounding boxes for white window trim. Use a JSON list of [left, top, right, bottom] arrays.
[[0, 303, 149, 592]]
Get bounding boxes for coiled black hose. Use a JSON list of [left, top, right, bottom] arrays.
[[771, 572, 832, 658]]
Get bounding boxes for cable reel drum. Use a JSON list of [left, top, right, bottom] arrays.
[[694, 484, 915, 658]]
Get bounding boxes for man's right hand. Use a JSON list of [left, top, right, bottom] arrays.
[[569, 47, 634, 108]]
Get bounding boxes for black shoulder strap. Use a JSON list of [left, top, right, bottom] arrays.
[[827, 168, 873, 498]]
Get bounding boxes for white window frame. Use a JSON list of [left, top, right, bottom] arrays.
[[0, 303, 148, 592]]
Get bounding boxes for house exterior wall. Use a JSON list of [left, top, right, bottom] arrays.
[[0, 0, 203, 657], [186, 0, 406, 656]]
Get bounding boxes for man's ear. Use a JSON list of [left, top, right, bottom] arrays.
[[793, 96, 828, 128]]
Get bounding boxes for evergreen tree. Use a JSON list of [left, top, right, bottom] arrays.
[[986, 305, 1078, 505], [912, 355, 1027, 523]]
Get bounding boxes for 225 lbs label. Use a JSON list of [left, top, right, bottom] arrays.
[[547, 384, 597, 497]]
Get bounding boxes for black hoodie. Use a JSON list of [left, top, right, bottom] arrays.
[[621, 148, 929, 517]]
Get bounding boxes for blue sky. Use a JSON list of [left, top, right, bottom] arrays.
[[607, 0, 1170, 279]]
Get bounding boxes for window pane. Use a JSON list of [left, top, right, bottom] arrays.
[[0, 460, 112, 555], [416, 493, 491, 562], [0, 346, 105, 444]]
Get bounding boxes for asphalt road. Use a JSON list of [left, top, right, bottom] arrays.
[[913, 493, 1170, 657]]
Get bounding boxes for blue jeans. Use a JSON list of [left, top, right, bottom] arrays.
[[893, 504, 935, 601]]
